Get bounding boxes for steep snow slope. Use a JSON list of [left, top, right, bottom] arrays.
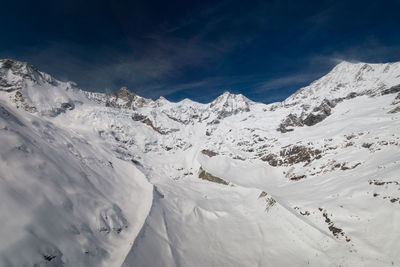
[[0, 59, 400, 266], [0, 60, 153, 267]]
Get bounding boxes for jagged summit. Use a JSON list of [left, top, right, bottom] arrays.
[[112, 86, 139, 102], [3, 58, 400, 109], [208, 91, 252, 118], [114, 86, 135, 96], [2, 58, 400, 124], [86, 86, 155, 109], [285, 60, 400, 106], [0, 59, 85, 115], [0, 59, 57, 91]]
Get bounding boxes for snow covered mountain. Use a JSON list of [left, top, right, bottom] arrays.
[[0, 58, 400, 266]]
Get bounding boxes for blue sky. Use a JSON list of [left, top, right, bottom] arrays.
[[1, 0, 400, 103]]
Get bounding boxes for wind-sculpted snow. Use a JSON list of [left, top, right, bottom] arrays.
[[1, 59, 400, 266], [0, 99, 153, 267]]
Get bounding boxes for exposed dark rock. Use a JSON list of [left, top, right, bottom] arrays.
[[303, 100, 334, 126], [345, 92, 359, 99], [279, 145, 322, 165], [345, 134, 356, 140], [232, 155, 245, 161], [388, 106, 400, 114], [132, 113, 147, 121], [258, 191, 276, 211], [61, 102, 74, 110], [198, 167, 229, 185], [382, 84, 400, 95], [207, 119, 220, 125], [264, 197, 276, 212], [320, 209, 350, 241], [278, 99, 341, 132], [276, 113, 303, 133], [163, 112, 191, 125], [369, 180, 399, 186], [143, 118, 167, 135], [209, 93, 251, 119], [261, 145, 323, 170], [344, 142, 354, 147], [261, 154, 279, 167], [86, 87, 154, 110], [258, 191, 268, 198], [362, 143, 372, 148], [132, 113, 177, 135], [1, 59, 57, 88], [303, 113, 327, 126], [50, 102, 75, 116], [276, 125, 294, 133], [201, 149, 218, 157], [13, 90, 36, 112], [43, 254, 56, 262], [289, 174, 307, 181]]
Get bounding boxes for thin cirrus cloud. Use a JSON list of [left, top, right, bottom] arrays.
[[1, 0, 400, 103]]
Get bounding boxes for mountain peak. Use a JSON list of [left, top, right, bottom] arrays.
[[285, 60, 400, 106], [208, 91, 252, 118], [114, 86, 136, 97], [211, 91, 252, 106], [118, 86, 131, 93], [0, 58, 56, 90]]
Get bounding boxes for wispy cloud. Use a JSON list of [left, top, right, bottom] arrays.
[[2, 0, 399, 104], [252, 72, 323, 93]]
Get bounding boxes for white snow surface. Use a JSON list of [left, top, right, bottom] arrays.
[[0, 59, 400, 266]]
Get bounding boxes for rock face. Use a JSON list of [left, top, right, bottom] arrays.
[[209, 92, 252, 119], [1, 59, 400, 267], [85, 87, 155, 110], [0, 59, 84, 115], [198, 167, 229, 185], [0, 59, 57, 92]]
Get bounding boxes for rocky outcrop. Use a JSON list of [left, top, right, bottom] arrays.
[[261, 145, 322, 167], [85, 87, 154, 110], [198, 167, 229, 185], [132, 113, 178, 135], [277, 100, 335, 132], [277, 97, 358, 132], [209, 92, 252, 119], [201, 149, 219, 157], [0, 59, 56, 92], [382, 84, 400, 95]]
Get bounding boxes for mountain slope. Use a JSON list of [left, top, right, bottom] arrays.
[[0, 59, 400, 266]]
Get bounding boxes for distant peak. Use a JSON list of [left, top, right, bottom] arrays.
[[208, 90, 253, 118], [0, 58, 56, 85], [1, 58, 31, 71], [113, 87, 137, 98], [117, 86, 132, 93], [155, 96, 170, 106], [212, 91, 252, 104]]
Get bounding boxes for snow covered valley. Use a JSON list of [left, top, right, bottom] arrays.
[[0, 59, 400, 266]]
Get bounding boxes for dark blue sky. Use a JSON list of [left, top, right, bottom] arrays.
[[2, 0, 400, 103]]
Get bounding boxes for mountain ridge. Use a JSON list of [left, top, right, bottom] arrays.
[[0, 58, 400, 266], [4, 58, 400, 106]]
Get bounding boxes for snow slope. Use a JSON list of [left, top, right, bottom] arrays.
[[0, 58, 400, 266]]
